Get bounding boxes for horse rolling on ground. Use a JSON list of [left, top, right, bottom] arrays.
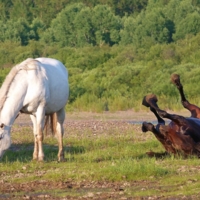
[[0, 58, 69, 161], [141, 74, 200, 158]]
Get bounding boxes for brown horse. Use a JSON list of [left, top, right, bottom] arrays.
[[142, 74, 200, 157]]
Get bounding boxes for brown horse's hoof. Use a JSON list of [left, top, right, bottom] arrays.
[[171, 74, 181, 86], [142, 122, 154, 132], [142, 94, 158, 107]]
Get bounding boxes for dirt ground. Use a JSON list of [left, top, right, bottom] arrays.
[[1, 110, 196, 200]]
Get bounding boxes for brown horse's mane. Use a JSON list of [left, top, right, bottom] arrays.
[[0, 58, 38, 112]]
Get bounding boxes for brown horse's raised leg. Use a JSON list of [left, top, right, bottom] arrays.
[[142, 94, 165, 125], [171, 74, 187, 102], [171, 74, 200, 118], [157, 109, 188, 127]]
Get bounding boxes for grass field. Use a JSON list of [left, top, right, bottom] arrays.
[[0, 111, 200, 199]]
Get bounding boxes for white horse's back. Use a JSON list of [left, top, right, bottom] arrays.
[[12, 57, 70, 114], [35, 57, 69, 113]]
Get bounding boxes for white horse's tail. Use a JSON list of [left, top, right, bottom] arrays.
[[44, 113, 57, 136]]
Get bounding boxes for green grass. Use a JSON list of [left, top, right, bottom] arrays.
[[0, 124, 200, 199]]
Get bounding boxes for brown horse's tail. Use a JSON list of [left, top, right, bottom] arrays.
[[44, 113, 57, 136]]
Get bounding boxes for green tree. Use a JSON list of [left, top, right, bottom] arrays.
[[120, 16, 137, 45], [41, 3, 87, 47], [0, 17, 44, 45], [162, 0, 200, 41], [30, 0, 71, 27], [91, 5, 122, 46], [29, 18, 46, 41], [173, 0, 195, 24], [108, 0, 148, 17], [0, 0, 12, 21], [173, 11, 200, 41], [0, 19, 22, 43], [121, 7, 173, 47], [9, 0, 34, 22], [73, 7, 94, 46], [41, 3, 121, 47]]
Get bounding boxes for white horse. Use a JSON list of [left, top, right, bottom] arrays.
[[0, 57, 69, 161]]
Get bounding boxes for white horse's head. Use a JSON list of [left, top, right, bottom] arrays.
[[0, 123, 11, 158]]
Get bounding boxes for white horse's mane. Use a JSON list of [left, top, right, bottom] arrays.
[[0, 58, 38, 111]]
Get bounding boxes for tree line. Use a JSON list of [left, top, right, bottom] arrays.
[[1, 0, 200, 112], [1, 0, 200, 47]]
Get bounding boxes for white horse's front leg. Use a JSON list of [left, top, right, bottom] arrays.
[[31, 107, 45, 161]]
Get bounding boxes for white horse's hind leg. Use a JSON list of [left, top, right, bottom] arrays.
[[30, 114, 39, 160], [55, 108, 65, 162]]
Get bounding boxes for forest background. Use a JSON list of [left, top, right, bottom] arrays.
[[1, 0, 200, 112]]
